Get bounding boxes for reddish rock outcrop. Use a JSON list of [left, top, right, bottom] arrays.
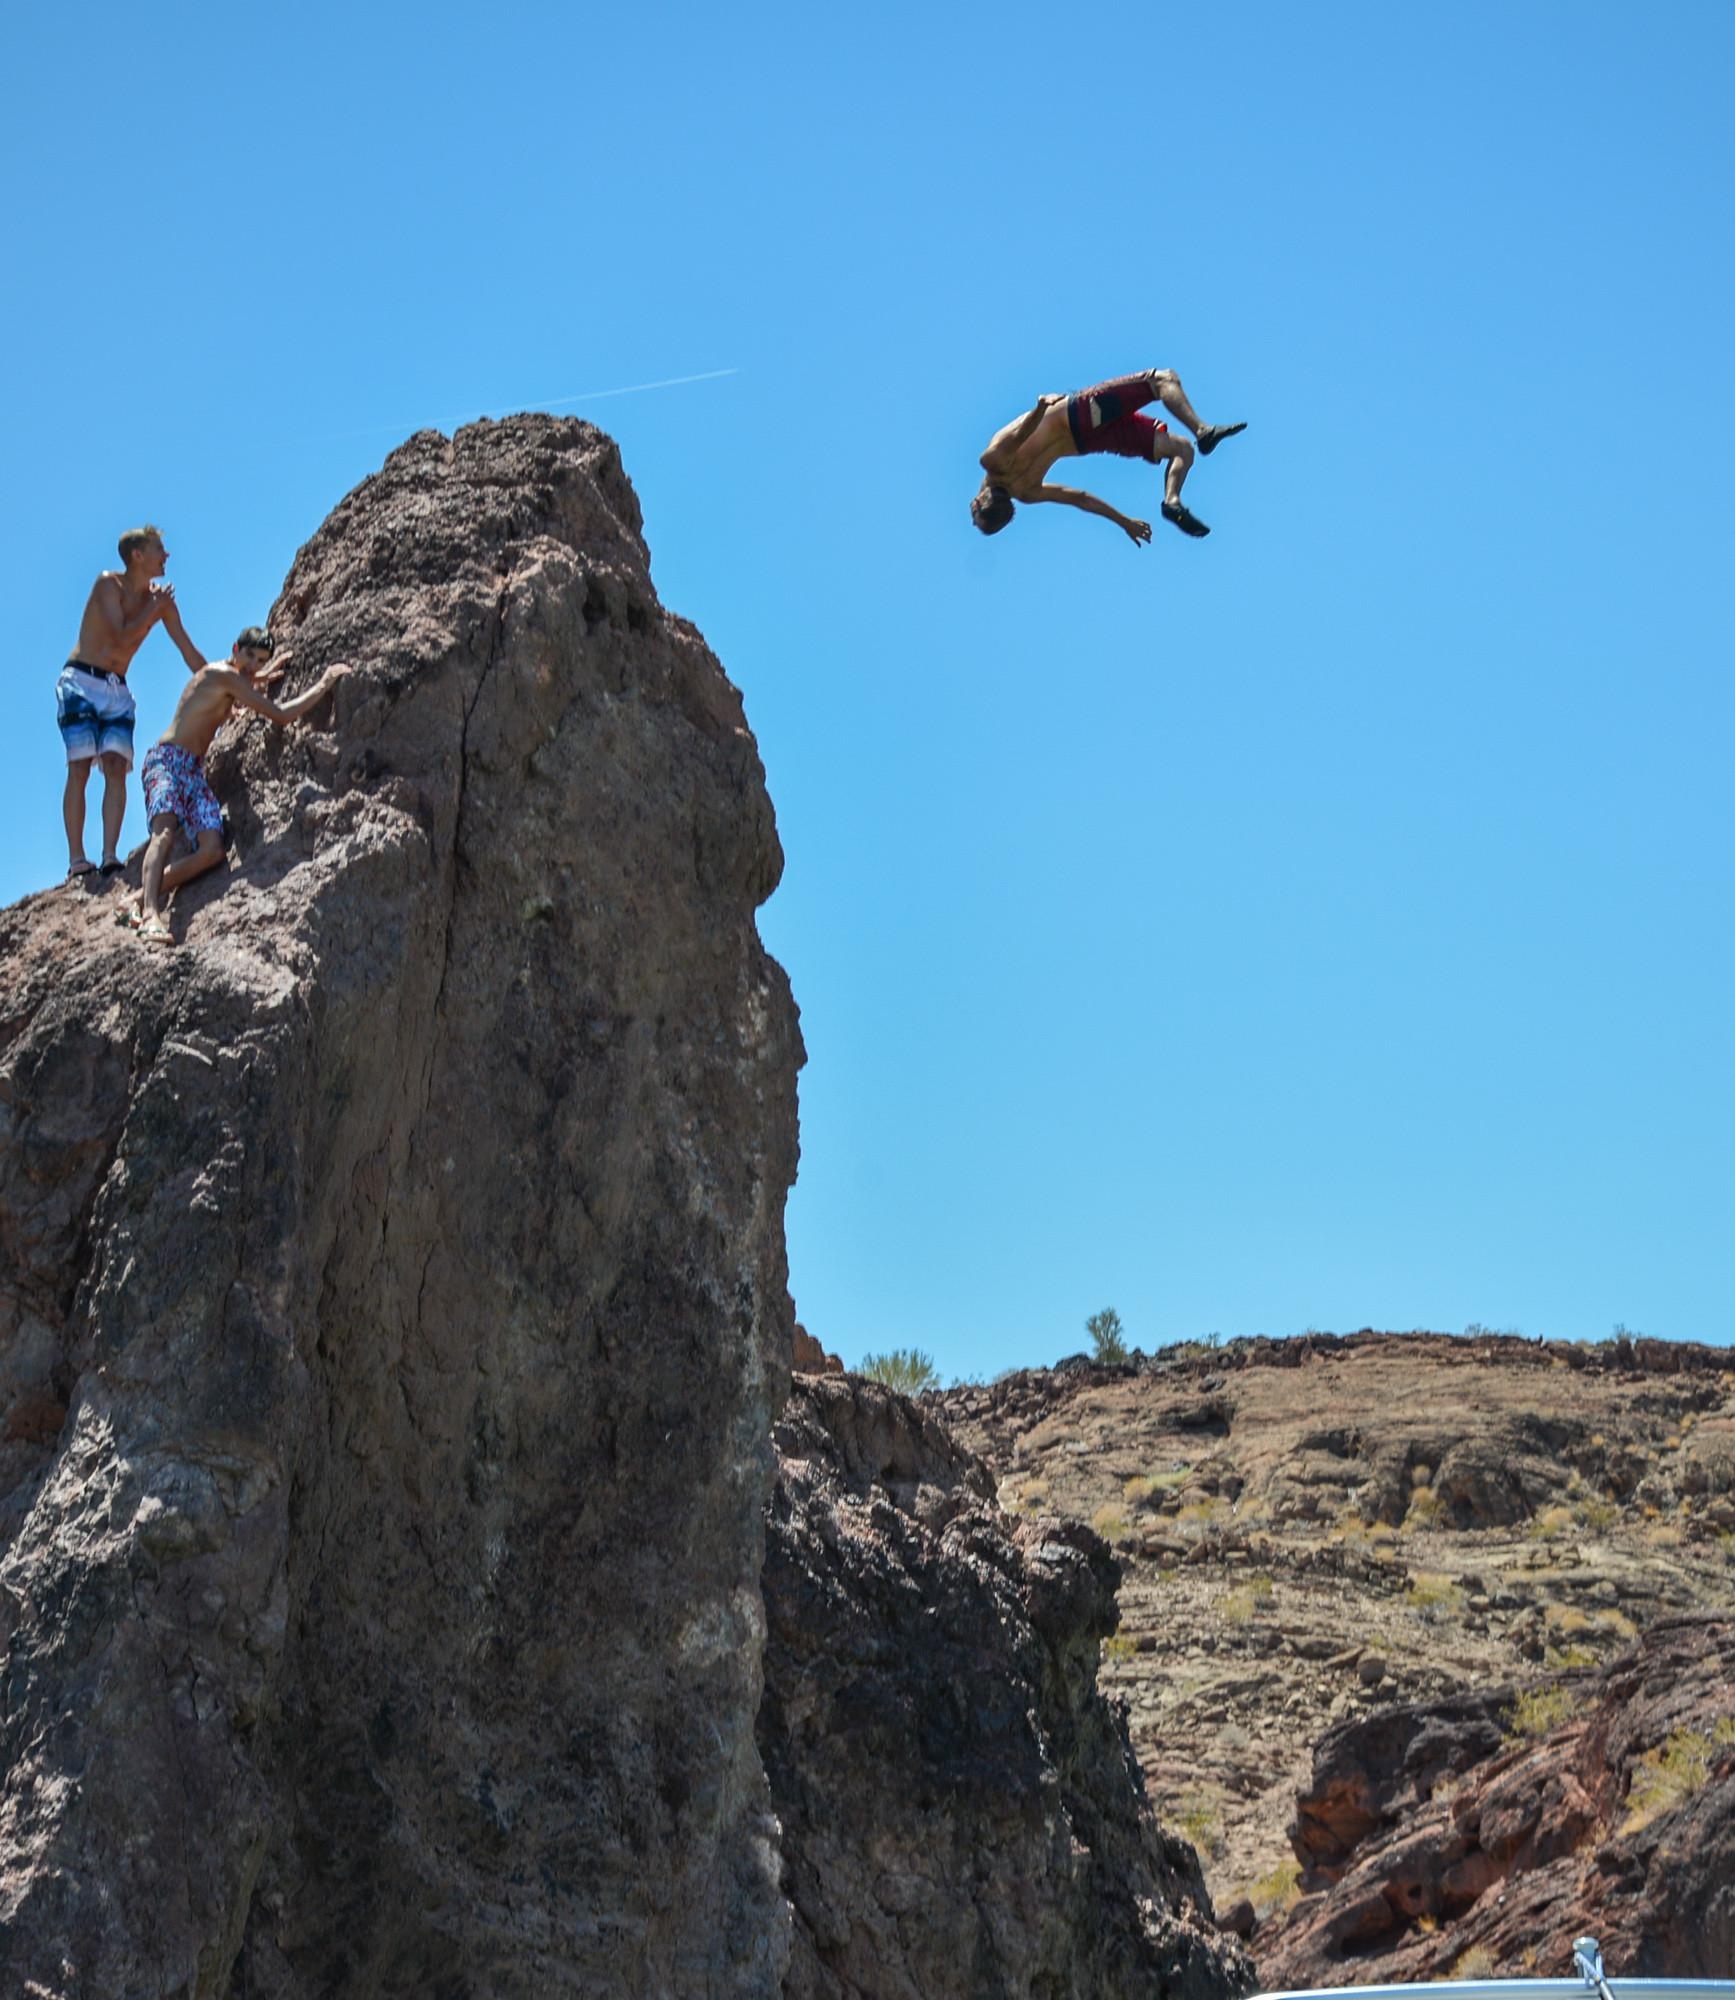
[[1258, 1616, 1735, 1981], [0, 418, 801, 1997], [760, 1375, 1253, 2000]]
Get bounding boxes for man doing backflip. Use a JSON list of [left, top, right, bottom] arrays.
[[971, 367, 1245, 546], [129, 628, 350, 946], [57, 524, 206, 880]]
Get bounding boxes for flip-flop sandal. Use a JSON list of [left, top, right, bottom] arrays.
[[66, 860, 95, 883], [137, 918, 175, 948], [1161, 500, 1211, 538], [99, 859, 125, 878], [1196, 421, 1247, 457], [115, 903, 144, 931]]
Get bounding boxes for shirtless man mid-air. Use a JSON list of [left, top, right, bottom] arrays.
[[971, 367, 1245, 546], [57, 524, 206, 881], [129, 628, 350, 946]]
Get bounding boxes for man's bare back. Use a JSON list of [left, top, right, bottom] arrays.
[[978, 394, 1076, 497]]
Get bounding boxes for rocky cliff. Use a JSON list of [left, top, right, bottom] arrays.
[[0, 421, 1252, 2000], [0, 418, 800, 1997], [761, 1375, 1250, 2000]]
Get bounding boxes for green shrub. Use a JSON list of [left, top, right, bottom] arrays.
[[1624, 1727, 1725, 1829], [1173, 1795, 1223, 1856], [1405, 1572, 1465, 1612], [1091, 1503, 1134, 1545], [1220, 1575, 1275, 1624], [1248, 1858, 1301, 1917], [1087, 1307, 1129, 1365], [859, 1347, 939, 1394], [1505, 1686, 1576, 1739]]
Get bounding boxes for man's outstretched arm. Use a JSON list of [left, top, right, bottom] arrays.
[[1026, 484, 1152, 546], [219, 662, 352, 725], [156, 589, 207, 671]]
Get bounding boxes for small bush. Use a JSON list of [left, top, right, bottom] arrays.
[[859, 1348, 940, 1393], [1405, 1572, 1464, 1613], [1528, 1504, 1576, 1542], [1087, 1307, 1129, 1365], [1101, 1632, 1138, 1663], [1173, 1795, 1223, 1857], [1505, 1686, 1576, 1739], [1248, 1858, 1301, 1917], [1091, 1503, 1134, 1545], [1452, 1947, 1498, 1979], [1220, 1575, 1276, 1624], [1405, 1486, 1446, 1528], [1624, 1727, 1723, 1830], [1545, 1644, 1599, 1670]]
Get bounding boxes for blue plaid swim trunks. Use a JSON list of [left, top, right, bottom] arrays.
[[139, 742, 223, 839], [55, 662, 136, 765]]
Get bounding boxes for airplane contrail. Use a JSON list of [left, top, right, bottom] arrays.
[[315, 369, 740, 444]]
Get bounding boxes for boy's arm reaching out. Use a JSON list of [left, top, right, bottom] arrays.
[[219, 661, 352, 725], [1026, 484, 1152, 546], [156, 591, 207, 672]]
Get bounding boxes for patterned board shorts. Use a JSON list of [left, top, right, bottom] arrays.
[[139, 742, 223, 839], [56, 662, 136, 765], [1065, 373, 1170, 462]]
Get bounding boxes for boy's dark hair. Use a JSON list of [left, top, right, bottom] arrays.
[[118, 524, 164, 564], [234, 626, 272, 655], [970, 485, 1014, 536]]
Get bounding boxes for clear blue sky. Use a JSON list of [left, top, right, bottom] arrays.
[[4, 3, 1731, 1374]]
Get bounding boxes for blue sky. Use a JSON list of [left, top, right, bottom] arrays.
[[3, 3, 1731, 1373]]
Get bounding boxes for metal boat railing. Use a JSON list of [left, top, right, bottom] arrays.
[[1250, 1937, 1732, 2000]]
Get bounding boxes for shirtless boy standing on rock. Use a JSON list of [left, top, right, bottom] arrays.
[[58, 525, 206, 881], [971, 367, 1245, 545], [129, 628, 350, 947]]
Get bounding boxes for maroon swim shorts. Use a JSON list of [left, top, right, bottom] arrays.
[[1065, 373, 1170, 460]]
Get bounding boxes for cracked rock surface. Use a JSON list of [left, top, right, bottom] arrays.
[[0, 417, 800, 1997], [761, 1374, 1254, 2000]]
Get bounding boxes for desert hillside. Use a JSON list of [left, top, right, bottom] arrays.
[[939, 1331, 1735, 1979]]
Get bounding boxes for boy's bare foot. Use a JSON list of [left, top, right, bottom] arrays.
[[1196, 421, 1247, 456], [1161, 499, 1211, 538]]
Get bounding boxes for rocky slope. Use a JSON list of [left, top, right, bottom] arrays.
[[939, 1333, 1735, 1980], [761, 1375, 1250, 2000]]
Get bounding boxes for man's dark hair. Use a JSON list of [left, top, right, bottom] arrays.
[[118, 524, 164, 564], [971, 485, 1014, 536], [234, 625, 272, 655]]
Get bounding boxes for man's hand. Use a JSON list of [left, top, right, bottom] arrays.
[[148, 581, 176, 619], [1122, 517, 1152, 546]]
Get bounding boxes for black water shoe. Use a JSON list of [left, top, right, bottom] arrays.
[[1196, 421, 1247, 456], [1161, 500, 1211, 538]]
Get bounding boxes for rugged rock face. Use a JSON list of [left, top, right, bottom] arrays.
[[939, 1333, 1735, 1977], [760, 1375, 1252, 2000], [1258, 1616, 1735, 1981], [0, 417, 801, 1996]]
